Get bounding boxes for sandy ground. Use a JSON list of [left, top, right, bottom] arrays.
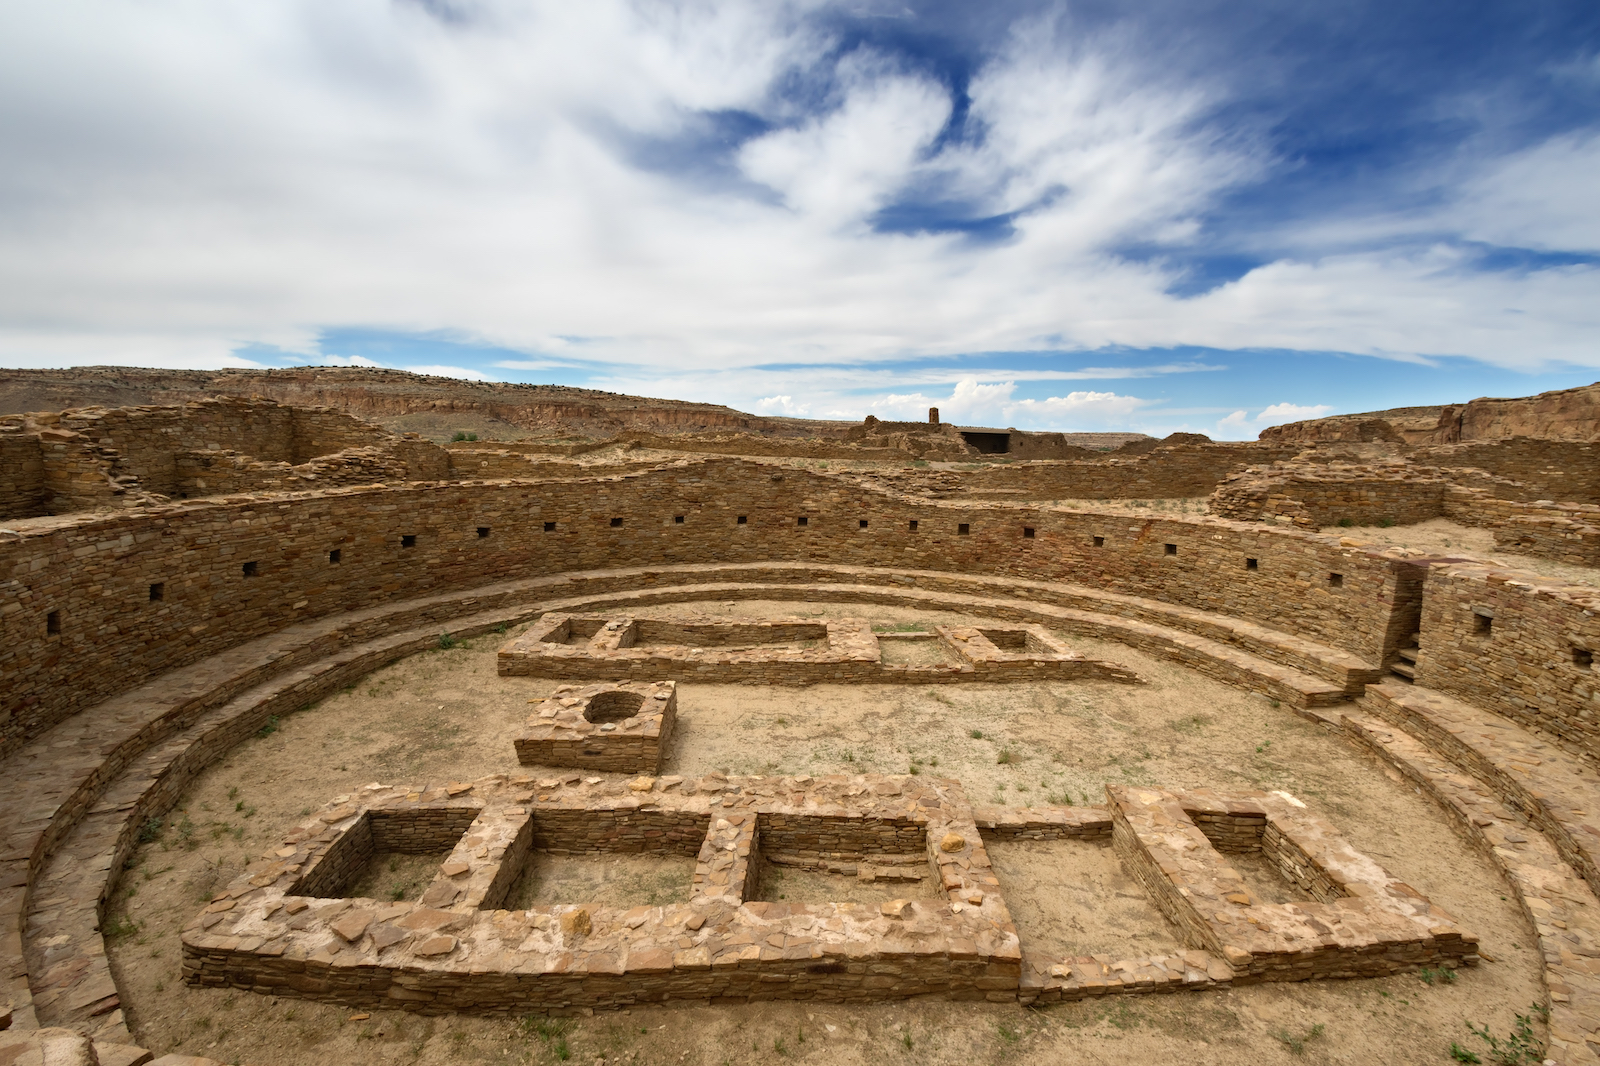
[[103, 599, 1551, 1066], [1328, 515, 1600, 588]]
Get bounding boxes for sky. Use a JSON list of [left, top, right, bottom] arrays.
[[2, 1, 1598, 438]]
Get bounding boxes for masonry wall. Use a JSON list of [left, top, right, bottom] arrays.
[[0, 459, 1432, 757], [955, 443, 1298, 501], [1416, 439, 1600, 504], [1211, 468, 1448, 529], [1415, 565, 1600, 753], [0, 430, 45, 520]]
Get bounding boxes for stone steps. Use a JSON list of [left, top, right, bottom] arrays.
[[1308, 705, 1600, 1066], [1361, 681, 1600, 903]]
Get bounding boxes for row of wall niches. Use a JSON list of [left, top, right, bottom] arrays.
[[28, 521, 1370, 639]]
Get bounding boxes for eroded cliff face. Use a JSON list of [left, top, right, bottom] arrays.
[[1260, 382, 1600, 444], [0, 367, 851, 440]]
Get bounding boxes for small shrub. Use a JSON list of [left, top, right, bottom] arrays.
[[969, 729, 983, 739], [438, 631, 457, 650], [996, 748, 1016, 765], [1337, 517, 1354, 528], [103, 914, 142, 940], [450, 431, 479, 442], [256, 715, 280, 738], [1272, 1022, 1325, 1055], [1378, 516, 1395, 528], [1451, 1044, 1482, 1063], [137, 817, 163, 844], [1465, 1004, 1548, 1065], [1420, 965, 1458, 985]]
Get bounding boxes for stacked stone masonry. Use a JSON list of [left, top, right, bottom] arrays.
[[177, 774, 1464, 1014], [499, 613, 1140, 686], [1, 457, 1436, 755], [516, 681, 678, 774], [3, 406, 1600, 1060]]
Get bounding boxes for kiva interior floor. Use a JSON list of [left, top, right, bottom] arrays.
[[103, 599, 1545, 1065]]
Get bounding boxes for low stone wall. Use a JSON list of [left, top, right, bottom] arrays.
[[1110, 785, 1476, 982], [1210, 461, 1449, 529], [1444, 487, 1600, 566], [1417, 438, 1600, 504], [180, 773, 1021, 1012], [946, 442, 1296, 501], [499, 613, 1140, 686]]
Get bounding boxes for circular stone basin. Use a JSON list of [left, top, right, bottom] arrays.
[[584, 690, 645, 723]]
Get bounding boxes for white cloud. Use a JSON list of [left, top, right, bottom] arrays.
[[739, 51, 951, 226], [863, 378, 1149, 430], [403, 364, 498, 381], [753, 394, 810, 416], [1453, 133, 1600, 253], [0, 2, 1593, 379], [1255, 402, 1333, 423], [1215, 401, 1333, 439]]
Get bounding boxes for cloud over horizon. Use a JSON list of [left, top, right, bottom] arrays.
[[0, 1, 1596, 430]]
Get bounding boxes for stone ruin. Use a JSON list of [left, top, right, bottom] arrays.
[[1, 380, 1599, 1064], [179, 761, 1475, 1013]]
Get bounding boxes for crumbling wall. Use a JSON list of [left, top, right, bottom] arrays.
[[1211, 462, 1449, 529], [1415, 438, 1600, 504], [953, 443, 1296, 500], [0, 398, 444, 515]]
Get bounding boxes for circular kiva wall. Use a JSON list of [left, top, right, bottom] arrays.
[[2, 457, 1599, 1059]]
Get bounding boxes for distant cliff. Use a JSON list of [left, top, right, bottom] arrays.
[[1260, 381, 1600, 444], [0, 366, 851, 440]]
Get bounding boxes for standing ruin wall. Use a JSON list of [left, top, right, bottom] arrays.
[[1414, 564, 1600, 752], [0, 458, 1421, 758], [0, 398, 447, 517], [1414, 439, 1600, 504], [947, 442, 1299, 500]]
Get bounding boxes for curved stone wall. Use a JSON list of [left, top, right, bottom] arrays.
[[2, 458, 1429, 757], [5, 457, 1600, 1063]]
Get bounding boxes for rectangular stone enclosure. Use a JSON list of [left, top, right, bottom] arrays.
[[182, 776, 1474, 1013], [498, 613, 1141, 685], [516, 681, 677, 774]]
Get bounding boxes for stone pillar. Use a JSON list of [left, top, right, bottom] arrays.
[[928, 407, 940, 425]]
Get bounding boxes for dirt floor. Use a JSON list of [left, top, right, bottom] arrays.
[[1333, 516, 1600, 587], [104, 599, 1552, 1065]]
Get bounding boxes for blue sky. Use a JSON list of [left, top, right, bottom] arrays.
[[2, 1, 1598, 437]]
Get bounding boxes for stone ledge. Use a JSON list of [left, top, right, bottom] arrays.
[[1331, 707, 1600, 1066], [1363, 681, 1600, 901]]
